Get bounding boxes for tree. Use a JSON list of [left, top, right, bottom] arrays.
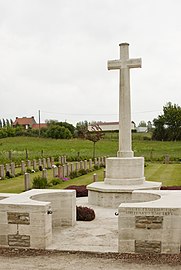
[[2, 119, 6, 127], [0, 120, 2, 128], [46, 125, 72, 139], [85, 124, 104, 159], [138, 120, 147, 127], [46, 120, 75, 137], [6, 119, 10, 127], [152, 102, 181, 141], [75, 121, 88, 138]]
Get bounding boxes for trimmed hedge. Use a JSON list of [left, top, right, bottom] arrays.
[[65, 185, 88, 197], [76, 206, 95, 221], [161, 186, 181, 190]]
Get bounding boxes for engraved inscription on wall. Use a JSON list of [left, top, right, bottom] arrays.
[[8, 234, 30, 247], [135, 216, 163, 229], [7, 212, 30, 225], [135, 240, 161, 253]]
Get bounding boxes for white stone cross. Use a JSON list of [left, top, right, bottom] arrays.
[[108, 43, 141, 158]]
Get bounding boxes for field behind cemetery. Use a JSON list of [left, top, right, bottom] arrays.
[[0, 135, 180, 164]]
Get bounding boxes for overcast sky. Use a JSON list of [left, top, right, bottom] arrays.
[[0, 0, 181, 126]]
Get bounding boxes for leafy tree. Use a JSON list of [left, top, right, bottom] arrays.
[[46, 120, 75, 136], [75, 121, 88, 138], [6, 119, 10, 127], [46, 125, 72, 139], [138, 120, 147, 127], [152, 102, 181, 141], [85, 124, 104, 159], [2, 119, 6, 127], [0, 120, 2, 128]]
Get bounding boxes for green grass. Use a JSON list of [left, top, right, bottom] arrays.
[[0, 136, 181, 164], [145, 163, 181, 186], [0, 164, 180, 194]]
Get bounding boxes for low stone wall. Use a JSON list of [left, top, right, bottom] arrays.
[[118, 190, 181, 254], [0, 189, 76, 249]]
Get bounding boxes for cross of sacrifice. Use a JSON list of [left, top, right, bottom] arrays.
[[108, 43, 142, 158]]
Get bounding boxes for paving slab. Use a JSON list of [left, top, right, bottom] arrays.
[[48, 197, 118, 252]]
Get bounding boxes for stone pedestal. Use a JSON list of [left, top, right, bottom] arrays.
[[105, 157, 144, 185], [87, 157, 161, 208]]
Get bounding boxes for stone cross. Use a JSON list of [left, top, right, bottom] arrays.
[[108, 43, 141, 157]]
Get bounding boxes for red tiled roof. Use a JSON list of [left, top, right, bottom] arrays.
[[13, 117, 36, 126]]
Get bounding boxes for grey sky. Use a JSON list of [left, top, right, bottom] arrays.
[[0, 0, 181, 126]]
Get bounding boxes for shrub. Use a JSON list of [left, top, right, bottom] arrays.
[[65, 185, 88, 197], [49, 178, 62, 186], [76, 206, 95, 221], [79, 169, 88, 175], [94, 164, 100, 170], [32, 176, 48, 189], [69, 171, 79, 179]]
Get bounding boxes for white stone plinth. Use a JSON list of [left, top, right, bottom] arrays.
[[105, 157, 145, 185], [87, 181, 161, 208]]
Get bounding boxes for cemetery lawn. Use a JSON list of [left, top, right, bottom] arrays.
[[0, 164, 180, 193]]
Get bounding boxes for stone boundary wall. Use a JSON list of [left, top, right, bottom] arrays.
[[0, 189, 76, 249], [118, 190, 181, 254]]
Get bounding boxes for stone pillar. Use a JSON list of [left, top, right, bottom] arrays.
[[0, 165, 5, 179], [89, 159, 92, 169], [42, 169, 47, 179], [93, 173, 97, 182], [97, 157, 101, 166], [64, 156, 67, 163], [10, 162, 15, 177], [24, 173, 31, 191], [59, 156, 62, 164], [71, 163, 74, 173], [80, 161, 83, 170], [60, 156, 64, 164], [38, 158, 42, 167], [62, 164, 66, 177], [58, 166, 63, 178], [101, 157, 104, 165], [33, 159, 37, 171], [84, 160, 87, 170], [53, 166, 58, 178], [165, 155, 170, 164], [75, 162, 79, 172], [42, 158, 46, 169], [5, 164, 10, 173], [94, 158, 97, 166], [47, 158, 51, 169], [67, 163, 71, 176], [21, 161, 26, 174], [51, 157, 54, 166], [27, 160, 31, 169]]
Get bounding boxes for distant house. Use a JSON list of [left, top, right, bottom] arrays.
[[13, 117, 37, 129], [136, 126, 148, 133], [88, 121, 136, 132], [13, 117, 47, 130]]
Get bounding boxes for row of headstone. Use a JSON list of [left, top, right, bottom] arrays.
[[52, 157, 106, 179], [0, 156, 107, 180]]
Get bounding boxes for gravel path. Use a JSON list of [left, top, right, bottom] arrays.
[[0, 249, 181, 270]]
